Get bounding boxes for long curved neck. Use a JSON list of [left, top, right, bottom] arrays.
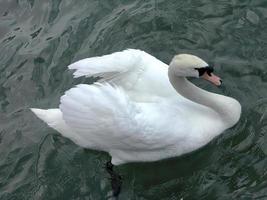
[[168, 69, 241, 128]]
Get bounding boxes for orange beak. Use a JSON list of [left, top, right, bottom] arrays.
[[202, 71, 222, 86]]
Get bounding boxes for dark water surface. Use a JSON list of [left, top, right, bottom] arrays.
[[1, 0, 267, 199]]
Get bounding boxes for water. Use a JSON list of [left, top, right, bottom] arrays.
[[0, 0, 267, 199]]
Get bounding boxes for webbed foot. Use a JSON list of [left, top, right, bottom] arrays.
[[105, 161, 122, 198]]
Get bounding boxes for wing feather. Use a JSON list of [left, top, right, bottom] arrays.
[[68, 49, 147, 79], [60, 84, 143, 150]]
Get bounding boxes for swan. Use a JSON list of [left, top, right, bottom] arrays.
[[31, 49, 241, 165]]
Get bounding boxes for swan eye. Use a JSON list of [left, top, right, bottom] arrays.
[[195, 66, 214, 77], [195, 67, 207, 76]]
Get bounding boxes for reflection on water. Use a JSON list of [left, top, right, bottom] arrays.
[[0, 0, 267, 199]]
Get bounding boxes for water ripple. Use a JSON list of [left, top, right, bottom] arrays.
[[0, 0, 267, 199]]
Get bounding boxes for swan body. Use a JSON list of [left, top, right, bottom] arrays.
[[31, 49, 241, 165]]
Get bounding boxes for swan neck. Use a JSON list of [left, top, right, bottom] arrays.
[[168, 69, 241, 127]]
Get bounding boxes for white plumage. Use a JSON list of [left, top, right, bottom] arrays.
[[31, 49, 241, 165]]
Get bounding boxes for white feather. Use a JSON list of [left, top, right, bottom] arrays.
[[68, 49, 145, 78]]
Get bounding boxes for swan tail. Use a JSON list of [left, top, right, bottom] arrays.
[[31, 108, 90, 147], [31, 108, 69, 134]]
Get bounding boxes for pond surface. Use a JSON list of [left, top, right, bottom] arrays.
[[0, 0, 267, 199]]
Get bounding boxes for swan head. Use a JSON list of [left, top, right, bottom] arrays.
[[169, 54, 222, 86]]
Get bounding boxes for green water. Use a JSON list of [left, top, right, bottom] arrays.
[[1, 0, 267, 199]]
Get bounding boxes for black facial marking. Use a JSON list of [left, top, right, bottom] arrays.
[[195, 66, 214, 77]]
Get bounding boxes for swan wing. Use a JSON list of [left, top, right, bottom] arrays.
[[68, 49, 176, 100], [68, 49, 165, 79], [59, 83, 175, 152]]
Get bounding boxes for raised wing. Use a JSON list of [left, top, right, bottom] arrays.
[[68, 49, 175, 100], [68, 49, 153, 79]]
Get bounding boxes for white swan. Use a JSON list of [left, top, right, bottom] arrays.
[[31, 49, 241, 165]]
